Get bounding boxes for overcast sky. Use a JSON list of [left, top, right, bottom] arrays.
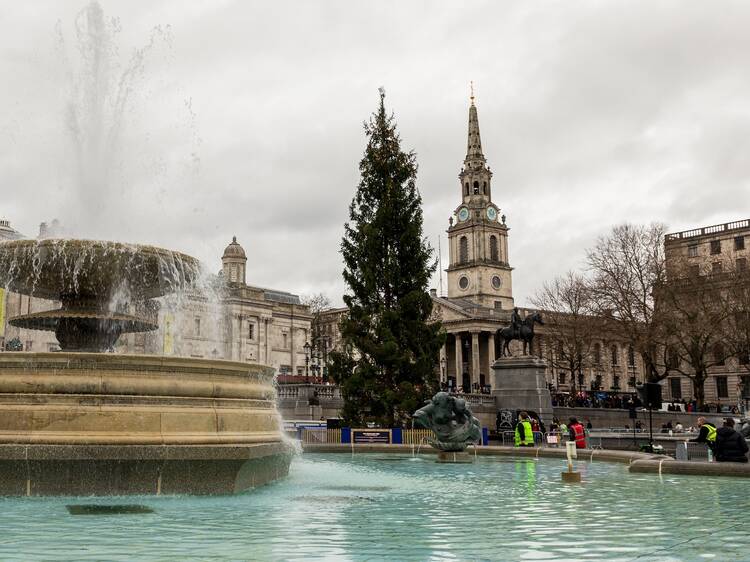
[[2, 0, 749, 306]]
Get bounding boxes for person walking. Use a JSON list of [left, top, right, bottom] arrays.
[[514, 411, 535, 447], [714, 418, 749, 463], [568, 417, 586, 449]]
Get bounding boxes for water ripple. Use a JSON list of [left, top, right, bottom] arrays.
[[0, 453, 749, 560]]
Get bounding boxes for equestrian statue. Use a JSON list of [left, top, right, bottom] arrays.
[[496, 307, 544, 357]]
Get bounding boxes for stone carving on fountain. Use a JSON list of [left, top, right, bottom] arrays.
[[0, 238, 292, 496], [413, 391, 481, 462]]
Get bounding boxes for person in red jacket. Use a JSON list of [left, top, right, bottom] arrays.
[[568, 417, 586, 449]]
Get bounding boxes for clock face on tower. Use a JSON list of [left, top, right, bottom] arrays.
[[458, 207, 469, 222], [486, 207, 497, 221]]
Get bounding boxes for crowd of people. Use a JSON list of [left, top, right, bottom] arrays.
[[511, 412, 750, 463], [551, 391, 742, 414]]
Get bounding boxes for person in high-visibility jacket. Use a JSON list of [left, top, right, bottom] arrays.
[[568, 417, 586, 449], [514, 411, 535, 447], [690, 416, 717, 450]]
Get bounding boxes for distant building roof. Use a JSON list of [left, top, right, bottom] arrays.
[[263, 289, 301, 305], [0, 219, 23, 240]]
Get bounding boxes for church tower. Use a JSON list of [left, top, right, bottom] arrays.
[[446, 92, 514, 309]]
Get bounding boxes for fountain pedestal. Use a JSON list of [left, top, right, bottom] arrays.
[[491, 356, 553, 425], [436, 451, 473, 464], [0, 239, 292, 495]]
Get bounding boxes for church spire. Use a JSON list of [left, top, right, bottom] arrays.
[[465, 85, 485, 166]]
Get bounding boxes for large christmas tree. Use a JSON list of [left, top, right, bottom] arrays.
[[330, 89, 444, 428]]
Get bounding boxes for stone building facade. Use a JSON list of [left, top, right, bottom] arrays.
[[0, 225, 312, 376], [663, 219, 750, 405]]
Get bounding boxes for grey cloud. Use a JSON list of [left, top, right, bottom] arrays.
[[2, 0, 750, 307]]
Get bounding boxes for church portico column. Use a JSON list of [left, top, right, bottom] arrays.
[[487, 332, 496, 386], [439, 343, 447, 385], [471, 331, 480, 391], [454, 333, 463, 390]]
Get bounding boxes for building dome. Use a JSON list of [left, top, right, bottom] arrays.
[[222, 236, 246, 259]]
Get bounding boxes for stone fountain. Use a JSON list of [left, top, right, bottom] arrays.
[[0, 238, 292, 496]]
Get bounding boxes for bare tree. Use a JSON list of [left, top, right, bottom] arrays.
[[302, 293, 332, 315], [659, 260, 734, 407], [727, 266, 750, 389], [587, 223, 673, 383], [532, 271, 600, 396]]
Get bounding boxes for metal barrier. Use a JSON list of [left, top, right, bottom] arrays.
[[675, 441, 711, 462], [301, 428, 341, 444], [402, 429, 432, 445]]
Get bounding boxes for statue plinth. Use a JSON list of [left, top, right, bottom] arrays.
[[436, 451, 474, 463], [491, 356, 553, 426]]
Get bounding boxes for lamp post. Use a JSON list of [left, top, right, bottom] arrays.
[[303, 341, 311, 383], [440, 356, 447, 389]]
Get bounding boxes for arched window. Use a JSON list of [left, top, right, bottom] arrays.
[[473, 181, 480, 195], [611, 345, 619, 366], [459, 236, 468, 264], [490, 235, 498, 262], [464, 182, 469, 196], [483, 181, 487, 194]]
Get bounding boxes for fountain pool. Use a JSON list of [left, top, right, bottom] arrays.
[[2, 453, 749, 560]]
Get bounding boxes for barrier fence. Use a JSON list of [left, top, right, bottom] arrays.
[[300, 428, 489, 446], [300, 427, 716, 462]]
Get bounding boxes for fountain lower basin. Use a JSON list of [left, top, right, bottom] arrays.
[[0, 352, 292, 496]]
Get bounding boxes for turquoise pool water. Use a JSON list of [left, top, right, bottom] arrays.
[[1, 453, 749, 561]]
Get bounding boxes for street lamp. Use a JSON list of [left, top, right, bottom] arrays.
[[440, 356, 447, 388], [303, 341, 311, 383]]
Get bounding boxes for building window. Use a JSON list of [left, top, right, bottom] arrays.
[[735, 236, 746, 251], [464, 183, 469, 196], [489, 236, 498, 262], [473, 181, 479, 194], [248, 323, 255, 340], [282, 333, 288, 348], [458, 276, 469, 290], [612, 375, 620, 390], [742, 376, 750, 399], [737, 258, 747, 272], [670, 378, 682, 399], [687, 244, 698, 257], [714, 342, 725, 366], [712, 261, 723, 275], [459, 236, 468, 264], [593, 343, 601, 365], [611, 345, 619, 366], [710, 240, 721, 255], [666, 347, 679, 370], [482, 181, 487, 194], [558, 372, 566, 385], [689, 264, 700, 277], [716, 376, 729, 399], [627, 345, 635, 367], [194, 318, 201, 337]]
